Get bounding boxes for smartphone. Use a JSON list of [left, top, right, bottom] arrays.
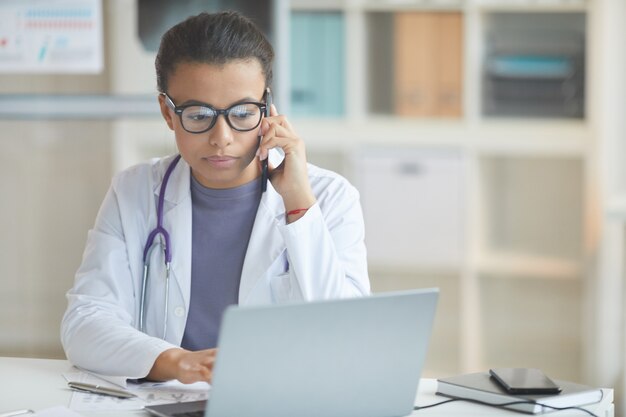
[[489, 368, 561, 395], [258, 87, 271, 193]]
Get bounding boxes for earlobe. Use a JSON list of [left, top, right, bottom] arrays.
[[158, 95, 175, 131]]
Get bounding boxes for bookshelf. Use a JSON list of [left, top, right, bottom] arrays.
[[281, 0, 594, 383]]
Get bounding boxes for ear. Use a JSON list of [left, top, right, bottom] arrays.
[[158, 94, 175, 131]]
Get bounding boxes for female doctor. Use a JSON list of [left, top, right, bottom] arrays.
[[60, 11, 369, 384]]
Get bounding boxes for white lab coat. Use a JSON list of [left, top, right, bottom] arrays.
[[61, 153, 370, 379]]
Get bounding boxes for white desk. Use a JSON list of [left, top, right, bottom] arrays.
[[0, 357, 614, 417]]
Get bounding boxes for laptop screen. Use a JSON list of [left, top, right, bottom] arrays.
[[206, 288, 439, 417]]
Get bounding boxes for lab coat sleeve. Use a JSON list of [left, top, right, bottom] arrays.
[[60, 182, 176, 378], [276, 176, 370, 300]]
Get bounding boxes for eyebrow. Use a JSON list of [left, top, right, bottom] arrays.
[[177, 96, 261, 107]]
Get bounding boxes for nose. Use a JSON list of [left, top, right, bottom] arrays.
[[208, 114, 234, 148]]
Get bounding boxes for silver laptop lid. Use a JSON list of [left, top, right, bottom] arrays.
[[206, 288, 439, 417]]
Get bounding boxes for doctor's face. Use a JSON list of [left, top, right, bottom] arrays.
[[159, 59, 266, 189]]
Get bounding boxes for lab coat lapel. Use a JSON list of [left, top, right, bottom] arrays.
[[239, 180, 286, 304], [152, 154, 286, 308], [153, 156, 193, 314]]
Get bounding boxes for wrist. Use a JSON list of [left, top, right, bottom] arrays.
[[285, 201, 315, 224], [282, 189, 316, 213], [148, 348, 187, 381]]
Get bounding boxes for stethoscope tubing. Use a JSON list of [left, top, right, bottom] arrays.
[[139, 154, 182, 339]]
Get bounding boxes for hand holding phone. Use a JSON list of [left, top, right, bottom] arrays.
[[254, 88, 313, 207], [258, 87, 271, 193], [489, 368, 561, 395]]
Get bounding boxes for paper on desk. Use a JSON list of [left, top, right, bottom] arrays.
[[32, 406, 83, 417], [63, 370, 210, 411], [63, 370, 144, 411], [63, 368, 128, 389], [130, 379, 210, 405]]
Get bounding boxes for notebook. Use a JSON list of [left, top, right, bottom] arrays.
[[145, 288, 439, 417], [437, 372, 603, 414]]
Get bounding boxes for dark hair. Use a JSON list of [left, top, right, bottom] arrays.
[[155, 11, 274, 93]]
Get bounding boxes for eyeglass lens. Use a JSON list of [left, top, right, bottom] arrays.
[[181, 103, 262, 132]]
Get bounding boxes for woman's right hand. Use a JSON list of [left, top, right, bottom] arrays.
[[148, 347, 217, 383]]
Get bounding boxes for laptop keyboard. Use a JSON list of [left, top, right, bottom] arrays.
[[172, 411, 205, 417]]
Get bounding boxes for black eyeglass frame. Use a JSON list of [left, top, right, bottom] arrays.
[[161, 93, 267, 134]]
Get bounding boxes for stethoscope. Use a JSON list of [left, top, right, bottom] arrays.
[[138, 89, 272, 339], [139, 154, 182, 339]]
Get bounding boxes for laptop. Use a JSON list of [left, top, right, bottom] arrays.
[[145, 288, 438, 417]]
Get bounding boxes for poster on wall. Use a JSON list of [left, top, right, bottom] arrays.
[[0, 0, 103, 73]]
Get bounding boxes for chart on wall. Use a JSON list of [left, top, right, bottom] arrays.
[[0, 0, 103, 73]]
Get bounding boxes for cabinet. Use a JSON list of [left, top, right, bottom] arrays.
[[356, 149, 465, 269]]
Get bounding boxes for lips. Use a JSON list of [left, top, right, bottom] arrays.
[[206, 155, 235, 162], [203, 155, 238, 169]]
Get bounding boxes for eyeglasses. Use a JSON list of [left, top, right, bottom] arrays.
[[161, 93, 267, 134]]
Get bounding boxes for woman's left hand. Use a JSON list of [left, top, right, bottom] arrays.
[[257, 105, 316, 218]]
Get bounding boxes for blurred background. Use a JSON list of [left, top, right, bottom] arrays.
[[1, 0, 625, 413]]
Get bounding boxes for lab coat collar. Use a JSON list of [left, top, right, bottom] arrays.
[[152, 153, 287, 313], [152, 154, 191, 207], [239, 179, 286, 304]]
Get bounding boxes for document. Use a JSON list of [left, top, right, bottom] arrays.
[[63, 370, 210, 411], [31, 407, 82, 417]]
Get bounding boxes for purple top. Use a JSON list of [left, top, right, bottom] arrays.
[[180, 173, 261, 350]]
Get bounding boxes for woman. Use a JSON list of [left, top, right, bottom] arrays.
[[61, 11, 369, 384]]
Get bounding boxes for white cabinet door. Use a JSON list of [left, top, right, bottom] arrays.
[[356, 149, 465, 269]]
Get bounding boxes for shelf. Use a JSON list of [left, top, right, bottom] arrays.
[[476, 250, 581, 279], [291, 0, 465, 12], [368, 264, 463, 277], [473, 0, 586, 12], [0, 94, 159, 119], [476, 5, 587, 13], [294, 117, 590, 154], [361, 1, 464, 12], [289, 0, 349, 10], [474, 134, 588, 156], [290, 0, 586, 12], [295, 118, 469, 149]]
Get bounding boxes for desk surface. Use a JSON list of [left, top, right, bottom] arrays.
[[0, 357, 614, 417]]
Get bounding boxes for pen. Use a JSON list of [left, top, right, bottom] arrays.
[[0, 410, 33, 417], [67, 381, 136, 399]]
